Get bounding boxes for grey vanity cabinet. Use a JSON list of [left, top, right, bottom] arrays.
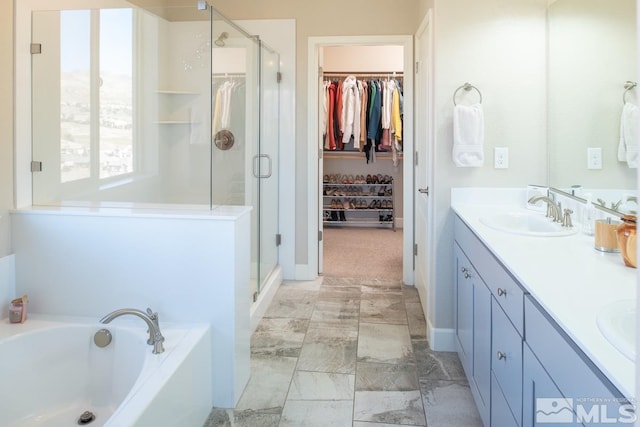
[[454, 216, 524, 427], [454, 242, 492, 427], [454, 213, 632, 427]]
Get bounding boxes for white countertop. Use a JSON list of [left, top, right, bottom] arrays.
[[451, 188, 636, 399], [11, 203, 252, 221]]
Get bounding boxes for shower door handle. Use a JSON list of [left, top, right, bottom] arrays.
[[253, 154, 272, 178]]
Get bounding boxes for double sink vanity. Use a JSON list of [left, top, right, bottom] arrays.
[[451, 188, 635, 427]]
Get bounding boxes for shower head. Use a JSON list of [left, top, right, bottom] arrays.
[[214, 32, 228, 47]]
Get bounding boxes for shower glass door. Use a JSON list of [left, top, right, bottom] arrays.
[[258, 41, 280, 292], [211, 11, 279, 300]]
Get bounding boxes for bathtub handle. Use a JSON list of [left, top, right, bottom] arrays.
[[146, 308, 160, 346]]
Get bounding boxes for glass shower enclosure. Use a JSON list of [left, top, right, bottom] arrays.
[[29, 3, 279, 300]]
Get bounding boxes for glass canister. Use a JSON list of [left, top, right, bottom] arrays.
[[616, 214, 637, 268]]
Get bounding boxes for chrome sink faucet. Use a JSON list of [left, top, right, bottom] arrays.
[[100, 307, 165, 354], [527, 195, 561, 222]]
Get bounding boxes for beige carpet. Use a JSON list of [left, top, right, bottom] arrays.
[[322, 227, 403, 280]]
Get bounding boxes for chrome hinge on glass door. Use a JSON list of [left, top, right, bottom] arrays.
[[253, 154, 272, 178], [31, 161, 42, 172]]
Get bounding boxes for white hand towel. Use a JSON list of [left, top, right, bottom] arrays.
[[453, 103, 485, 167], [618, 102, 639, 168]]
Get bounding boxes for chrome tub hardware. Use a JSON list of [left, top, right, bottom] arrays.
[[100, 307, 165, 354], [93, 328, 112, 348], [77, 410, 96, 425]]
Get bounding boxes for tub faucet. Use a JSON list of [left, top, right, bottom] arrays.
[[100, 307, 165, 354], [527, 195, 560, 222]]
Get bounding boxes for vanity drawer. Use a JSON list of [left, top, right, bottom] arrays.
[[454, 216, 525, 335], [491, 299, 523, 424]]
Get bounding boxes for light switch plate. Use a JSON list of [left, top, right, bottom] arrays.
[[587, 147, 602, 169], [494, 147, 508, 169]]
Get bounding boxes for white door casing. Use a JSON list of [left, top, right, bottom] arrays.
[[307, 35, 415, 283], [414, 10, 435, 341]]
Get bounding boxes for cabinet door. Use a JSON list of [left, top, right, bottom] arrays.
[[473, 274, 492, 426], [492, 374, 519, 427], [492, 299, 523, 424], [523, 344, 581, 427], [455, 243, 473, 377]]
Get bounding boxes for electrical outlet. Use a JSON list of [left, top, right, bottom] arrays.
[[587, 147, 602, 169], [494, 147, 509, 169]]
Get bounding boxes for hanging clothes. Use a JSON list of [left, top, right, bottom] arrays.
[[340, 75, 361, 149], [321, 74, 404, 162]]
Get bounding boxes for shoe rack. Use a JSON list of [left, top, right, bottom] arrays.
[[323, 174, 395, 230]]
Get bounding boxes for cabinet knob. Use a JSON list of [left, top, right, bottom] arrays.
[[496, 351, 507, 361], [497, 288, 507, 297], [461, 267, 468, 273]]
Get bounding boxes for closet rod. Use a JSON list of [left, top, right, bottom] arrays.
[[322, 72, 403, 78]]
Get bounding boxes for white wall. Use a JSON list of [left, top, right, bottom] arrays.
[[0, 0, 13, 257], [11, 208, 251, 408], [429, 0, 548, 347], [322, 45, 404, 72]]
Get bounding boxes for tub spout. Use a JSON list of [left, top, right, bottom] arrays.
[[100, 308, 165, 354]]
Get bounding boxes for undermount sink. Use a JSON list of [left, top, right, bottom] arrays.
[[596, 299, 636, 362], [479, 211, 579, 237]]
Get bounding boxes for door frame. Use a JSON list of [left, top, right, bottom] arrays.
[[414, 10, 438, 346], [307, 35, 415, 284]]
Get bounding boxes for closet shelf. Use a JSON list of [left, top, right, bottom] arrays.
[[323, 178, 395, 230], [323, 195, 391, 199], [323, 151, 403, 160]]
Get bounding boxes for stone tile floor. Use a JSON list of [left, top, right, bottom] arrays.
[[204, 277, 483, 426]]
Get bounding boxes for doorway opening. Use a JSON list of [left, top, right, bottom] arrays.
[[307, 36, 415, 284]]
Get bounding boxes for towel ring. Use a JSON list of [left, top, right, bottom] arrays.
[[453, 82, 482, 106], [622, 81, 637, 105]]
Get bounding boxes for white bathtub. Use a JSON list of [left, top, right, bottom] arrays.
[[0, 315, 212, 427]]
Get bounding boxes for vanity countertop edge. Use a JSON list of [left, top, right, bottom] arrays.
[[451, 188, 635, 400]]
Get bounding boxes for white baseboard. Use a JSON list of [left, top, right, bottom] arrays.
[[250, 265, 283, 332], [395, 217, 403, 229], [427, 319, 457, 352]]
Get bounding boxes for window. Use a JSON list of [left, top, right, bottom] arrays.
[[60, 9, 134, 183]]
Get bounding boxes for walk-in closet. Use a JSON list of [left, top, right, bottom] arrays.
[[319, 45, 405, 279]]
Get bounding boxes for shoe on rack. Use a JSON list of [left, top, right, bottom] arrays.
[[339, 211, 346, 221], [383, 175, 391, 184], [323, 174, 329, 183], [366, 174, 372, 184], [378, 186, 385, 196]]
